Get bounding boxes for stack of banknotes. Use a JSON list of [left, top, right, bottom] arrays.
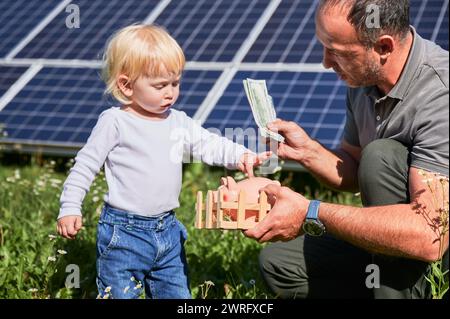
[[243, 78, 285, 143]]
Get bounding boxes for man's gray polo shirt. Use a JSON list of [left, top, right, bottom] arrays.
[[344, 27, 449, 176]]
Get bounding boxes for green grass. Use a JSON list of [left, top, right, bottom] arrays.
[[0, 159, 362, 299]]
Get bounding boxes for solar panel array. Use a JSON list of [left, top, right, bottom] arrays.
[[0, 0, 448, 156]]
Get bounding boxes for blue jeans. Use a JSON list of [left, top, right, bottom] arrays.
[[96, 203, 191, 299]]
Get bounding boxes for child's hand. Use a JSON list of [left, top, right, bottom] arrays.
[[238, 151, 272, 177], [57, 215, 83, 240]]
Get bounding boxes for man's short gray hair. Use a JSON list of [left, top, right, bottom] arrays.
[[318, 0, 410, 48]]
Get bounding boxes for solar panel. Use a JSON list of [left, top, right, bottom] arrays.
[[410, 0, 449, 50], [155, 0, 271, 62], [0, 0, 61, 58], [203, 71, 346, 150], [244, 0, 319, 63], [0, 68, 220, 149], [0, 0, 448, 159], [15, 0, 159, 60], [244, 0, 449, 64], [0, 66, 29, 98]]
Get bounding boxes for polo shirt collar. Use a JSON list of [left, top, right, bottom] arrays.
[[364, 26, 424, 101], [387, 27, 424, 100]]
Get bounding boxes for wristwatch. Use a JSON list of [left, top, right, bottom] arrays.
[[302, 200, 326, 236]]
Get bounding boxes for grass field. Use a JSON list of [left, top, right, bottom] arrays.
[[0, 156, 362, 299]]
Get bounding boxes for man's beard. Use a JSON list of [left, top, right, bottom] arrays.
[[346, 56, 382, 88]]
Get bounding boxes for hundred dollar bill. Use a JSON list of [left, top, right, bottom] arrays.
[[243, 78, 285, 143]]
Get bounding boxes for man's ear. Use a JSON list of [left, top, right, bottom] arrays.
[[375, 35, 395, 60], [117, 75, 133, 98]]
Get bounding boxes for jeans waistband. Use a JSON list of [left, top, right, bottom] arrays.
[[100, 203, 175, 230]]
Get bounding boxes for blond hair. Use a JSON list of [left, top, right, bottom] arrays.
[[101, 24, 185, 105]]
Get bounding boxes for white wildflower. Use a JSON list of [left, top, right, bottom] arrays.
[[123, 286, 130, 293], [92, 196, 100, 203], [47, 256, 56, 262], [48, 234, 57, 241], [249, 279, 256, 285], [57, 249, 67, 255], [50, 179, 62, 187], [102, 294, 110, 299], [104, 286, 112, 293], [28, 288, 38, 293]]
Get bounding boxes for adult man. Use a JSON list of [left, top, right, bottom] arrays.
[[245, 0, 449, 299]]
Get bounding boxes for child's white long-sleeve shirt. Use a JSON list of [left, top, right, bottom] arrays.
[[58, 107, 248, 219]]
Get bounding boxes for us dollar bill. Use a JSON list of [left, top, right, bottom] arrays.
[[243, 78, 285, 143]]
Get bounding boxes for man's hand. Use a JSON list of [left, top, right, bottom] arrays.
[[267, 119, 314, 162], [244, 184, 310, 242], [57, 215, 83, 240], [238, 151, 272, 177]]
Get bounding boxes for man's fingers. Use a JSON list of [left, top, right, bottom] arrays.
[[244, 221, 271, 241], [276, 142, 292, 159], [260, 184, 282, 202], [257, 230, 278, 243], [245, 214, 283, 243], [268, 118, 283, 127], [267, 119, 298, 134], [244, 203, 279, 239]]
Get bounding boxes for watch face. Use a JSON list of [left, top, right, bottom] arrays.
[[302, 220, 325, 236]]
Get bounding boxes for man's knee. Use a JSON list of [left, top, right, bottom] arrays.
[[358, 139, 410, 206], [258, 245, 285, 296], [258, 244, 308, 299], [359, 139, 409, 177]]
